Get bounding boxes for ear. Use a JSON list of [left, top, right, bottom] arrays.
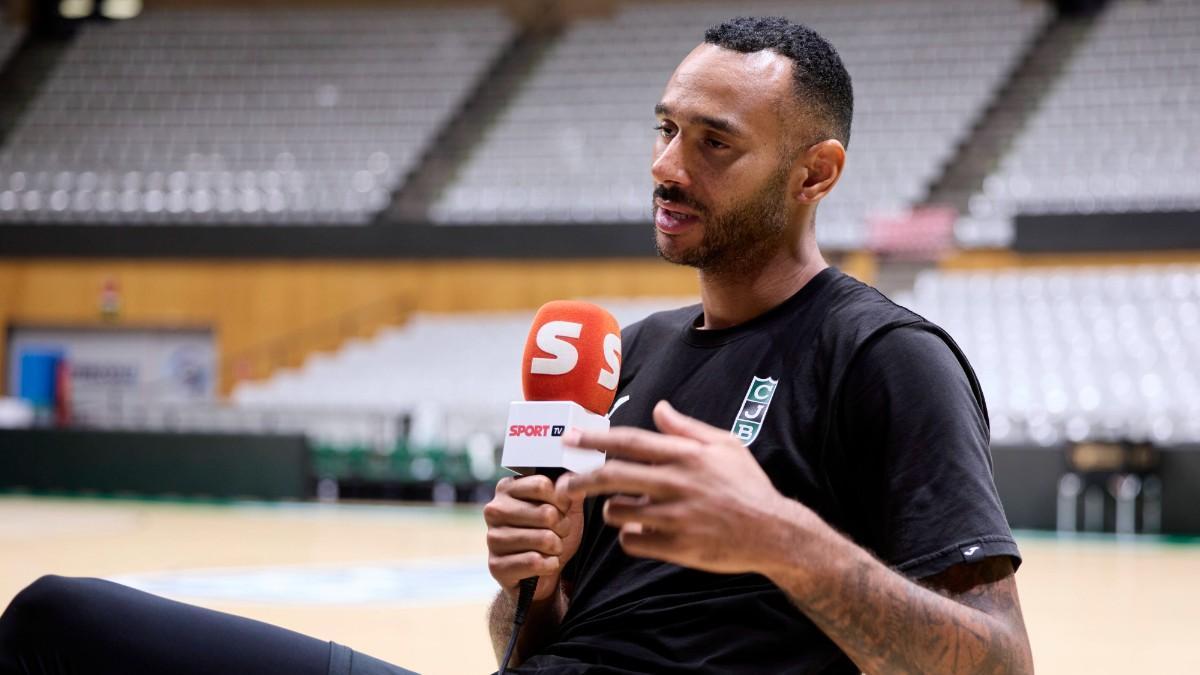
[[793, 139, 845, 204]]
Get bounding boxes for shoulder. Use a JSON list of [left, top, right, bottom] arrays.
[[817, 277, 985, 415], [841, 323, 987, 429], [821, 272, 925, 336], [809, 273, 934, 387], [815, 272, 971, 373], [858, 324, 963, 370]]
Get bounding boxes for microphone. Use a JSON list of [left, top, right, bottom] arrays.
[[501, 300, 622, 477], [496, 300, 621, 675]]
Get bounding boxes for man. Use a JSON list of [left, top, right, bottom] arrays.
[[484, 16, 1033, 675]]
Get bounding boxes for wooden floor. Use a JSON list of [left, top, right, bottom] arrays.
[[1, 496, 1197, 674]]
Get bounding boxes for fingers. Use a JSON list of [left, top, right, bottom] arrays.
[[501, 474, 573, 513], [563, 459, 681, 499], [487, 526, 565, 557], [602, 494, 681, 531], [652, 399, 731, 445], [484, 476, 578, 536], [562, 401, 731, 467], [556, 473, 586, 517], [617, 524, 678, 561], [484, 495, 573, 535], [563, 424, 695, 464], [485, 475, 580, 592], [488, 550, 562, 590]]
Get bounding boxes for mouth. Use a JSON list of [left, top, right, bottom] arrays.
[[654, 199, 700, 234]]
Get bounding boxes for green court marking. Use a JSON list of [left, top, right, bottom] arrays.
[[0, 489, 485, 521], [5, 492, 1192, 537], [0, 488, 239, 507], [1013, 528, 1200, 547]]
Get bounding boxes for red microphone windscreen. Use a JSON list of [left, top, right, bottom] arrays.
[[522, 300, 622, 415]]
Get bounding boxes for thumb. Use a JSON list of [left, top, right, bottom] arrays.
[[652, 400, 730, 444], [555, 472, 584, 515]]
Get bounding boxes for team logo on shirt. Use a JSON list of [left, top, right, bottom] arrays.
[[730, 376, 778, 446]]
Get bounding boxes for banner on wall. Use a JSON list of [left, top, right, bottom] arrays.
[[6, 326, 216, 412]]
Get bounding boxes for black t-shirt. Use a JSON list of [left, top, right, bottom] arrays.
[[514, 268, 1020, 674]]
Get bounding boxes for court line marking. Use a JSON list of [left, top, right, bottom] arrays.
[[108, 555, 498, 607]]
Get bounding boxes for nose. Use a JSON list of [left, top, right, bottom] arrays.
[[651, 135, 690, 188]]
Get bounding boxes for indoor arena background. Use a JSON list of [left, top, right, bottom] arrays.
[[1, 0, 1198, 672]]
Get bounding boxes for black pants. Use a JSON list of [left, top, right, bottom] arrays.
[[0, 576, 419, 675]]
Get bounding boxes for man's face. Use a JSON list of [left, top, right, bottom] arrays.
[[651, 44, 799, 274]]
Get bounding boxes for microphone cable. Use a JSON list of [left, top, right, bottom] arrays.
[[497, 576, 538, 675]]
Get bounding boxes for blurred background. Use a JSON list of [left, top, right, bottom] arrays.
[[0, 0, 1198, 672]]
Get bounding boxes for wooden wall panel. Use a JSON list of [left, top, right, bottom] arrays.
[[940, 249, 1200, 271], [0, 259, 701, 395]]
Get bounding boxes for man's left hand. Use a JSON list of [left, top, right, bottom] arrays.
[[561, 399, 806, 575]]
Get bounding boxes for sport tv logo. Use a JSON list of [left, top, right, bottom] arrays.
[[506, 424, 566, 437]]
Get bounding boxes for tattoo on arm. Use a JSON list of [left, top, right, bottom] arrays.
[[792, 555, 1033, 675]]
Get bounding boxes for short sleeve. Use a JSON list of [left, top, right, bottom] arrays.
[[838, 325, 1021, 579]]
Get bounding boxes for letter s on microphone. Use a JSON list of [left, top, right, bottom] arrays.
[[530, 320, 583, 376]]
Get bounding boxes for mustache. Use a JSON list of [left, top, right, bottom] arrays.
[[653, 185, 705, 214]]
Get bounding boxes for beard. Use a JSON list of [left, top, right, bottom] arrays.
[[652, 166, 791, 277]]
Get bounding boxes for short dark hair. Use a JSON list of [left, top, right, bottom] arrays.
[[704, 16, 853, 148]]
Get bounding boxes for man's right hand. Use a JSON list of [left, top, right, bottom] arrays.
[[484, 473, 584, 603]]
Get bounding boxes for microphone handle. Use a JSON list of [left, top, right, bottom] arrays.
[[531, 467, 567, 482]]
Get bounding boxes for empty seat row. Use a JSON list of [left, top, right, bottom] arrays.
[[961, 0, 1200, 247], [0, 6, 514, 225], [430, 0, 1048, 251], [898, 264, 1200, 446]]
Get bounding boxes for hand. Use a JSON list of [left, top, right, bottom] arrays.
[[484, 473, 584, 603], [561, 399, 800, 575]]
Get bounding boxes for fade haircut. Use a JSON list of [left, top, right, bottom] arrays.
[[704, 16, 853, 149]]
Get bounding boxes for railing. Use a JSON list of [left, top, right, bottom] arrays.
[[70, 398, 407, 452], [220, 295, 412, 394], [66, 397, 509, 491]]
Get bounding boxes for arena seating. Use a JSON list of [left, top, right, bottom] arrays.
[[6, 3, 1198, 467], [4, 0, 1198, 242], [0, 7, 514, 224], [960, 0, 1200, 246], [897, 265, 1200, 447], [69, 298, 692, 456], [219, 263, 1200, 453], [228, 298, 691, 446], [429, 0, 1048, 250]]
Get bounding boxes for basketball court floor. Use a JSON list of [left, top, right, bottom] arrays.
[[1, 495, 1197, 673]]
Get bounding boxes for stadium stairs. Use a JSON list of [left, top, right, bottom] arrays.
[[924, 8, 1104, 224], [379, 13, 564, 224], [871, 7, 1095, 297], [221, 295, 412, 395], [0, 24, 72, 149]]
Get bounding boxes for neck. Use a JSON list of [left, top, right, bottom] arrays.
[[696, 230, 827, 330]]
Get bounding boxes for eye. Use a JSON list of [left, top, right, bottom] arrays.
[[653, 123, 676, 139], [704, 138, 728, 150]]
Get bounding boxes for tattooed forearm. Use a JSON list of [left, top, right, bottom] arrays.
[[761, 504, 1033, 674], [801, 556, 1028, 674]]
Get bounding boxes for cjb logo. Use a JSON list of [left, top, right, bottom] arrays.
[[730, 376, 778, 446]]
